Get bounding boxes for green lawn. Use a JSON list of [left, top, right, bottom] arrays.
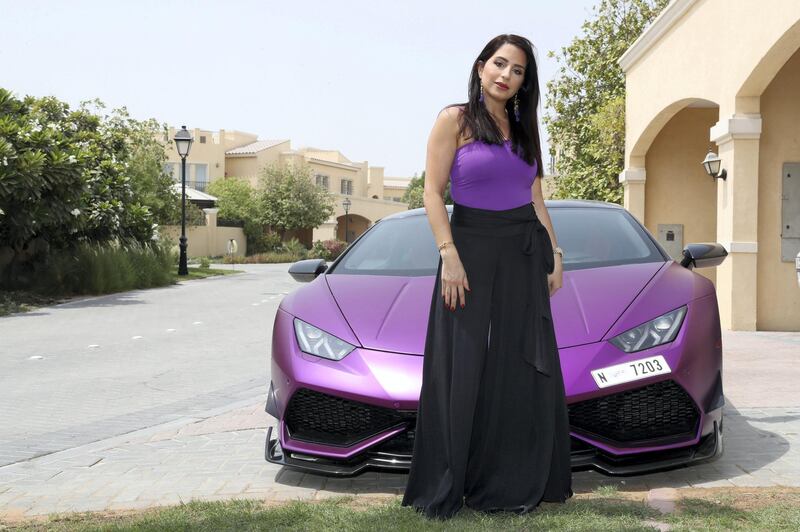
[[7, 487, 800, 531]]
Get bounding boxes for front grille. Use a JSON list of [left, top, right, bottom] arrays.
[[568, 379, 699, 446], [285, 388, 412, 446], [570, 436, 594, 453], [372, 426, 416, 455]]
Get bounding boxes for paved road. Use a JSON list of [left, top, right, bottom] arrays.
[[1, 269, 799, 518], [0, 264, 299, 467], [0, 393, 798, 517]]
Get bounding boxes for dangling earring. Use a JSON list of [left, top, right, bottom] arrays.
[[513, 93, 520, 122], [479, 83, 484, 103]]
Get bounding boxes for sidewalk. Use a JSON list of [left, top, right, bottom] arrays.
[[1, 330, 798, 519]]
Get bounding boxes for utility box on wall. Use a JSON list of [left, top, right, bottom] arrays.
[[657, 224, 684, 261], [782, 163, 800, 262]]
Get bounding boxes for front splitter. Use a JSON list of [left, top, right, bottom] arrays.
[[265, 418, 723, 478]]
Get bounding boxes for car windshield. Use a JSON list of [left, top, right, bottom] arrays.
[[327, 207, 665, 276], [328, 215, 438, 276], [549, 207, 665, 270]]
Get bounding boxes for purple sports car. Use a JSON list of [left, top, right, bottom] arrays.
[[265, 200, 727, 476]]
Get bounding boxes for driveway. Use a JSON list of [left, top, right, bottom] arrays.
[[0, 264, 294, 467], [0, 267, 798, 518]]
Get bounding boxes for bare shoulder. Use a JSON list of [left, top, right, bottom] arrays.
[[436, 105, 471, 149], [436, 105, 462, 129]]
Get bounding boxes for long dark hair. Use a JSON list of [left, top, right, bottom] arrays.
[[444, 34, 543, 176]]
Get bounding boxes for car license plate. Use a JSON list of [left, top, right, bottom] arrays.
[[591, 355, 671, 388]]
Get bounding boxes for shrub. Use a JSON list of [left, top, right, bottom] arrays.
[[249, 230, 282, 254], [279, 238, 308, 258], [18, 241, 176, 296], [308, 239, 347, 261], [323, 239, 347, 260], [223, 252, 303, 264], [199, 257, 211, 269], [307, 240, 327, 261]]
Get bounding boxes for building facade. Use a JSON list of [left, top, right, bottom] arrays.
[[163, 128, 410, 245], [619, 0, 800, 331]]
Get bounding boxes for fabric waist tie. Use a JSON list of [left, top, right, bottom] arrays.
[[450, 201, 556, 376]]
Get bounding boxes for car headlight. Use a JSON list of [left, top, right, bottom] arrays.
[[609, 305, 687, 353], [293, 318, 356, 360]]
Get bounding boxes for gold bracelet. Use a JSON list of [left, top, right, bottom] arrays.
[[437, 240, 454, 251]]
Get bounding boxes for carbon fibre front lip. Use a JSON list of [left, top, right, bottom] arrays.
[[572, 417, 722, 475], [265, 426, 411, 476], [264, 415, 723, 478]]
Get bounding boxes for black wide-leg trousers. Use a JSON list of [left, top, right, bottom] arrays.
[[401, 201, 573, 520]]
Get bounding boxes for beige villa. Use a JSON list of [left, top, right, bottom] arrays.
[[162, 128, 410, 245], [619, 0, 800, 331]]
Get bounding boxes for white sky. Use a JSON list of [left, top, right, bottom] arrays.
[[0, 0, 599, 178]]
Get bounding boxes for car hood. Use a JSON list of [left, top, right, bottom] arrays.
[[325, 262, 666, 354]]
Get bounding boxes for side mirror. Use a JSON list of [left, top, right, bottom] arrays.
[[288, 258, 328, 282], [680, 243, 728, 270]]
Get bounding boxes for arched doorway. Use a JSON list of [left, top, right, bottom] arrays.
[[624, 98, 720, 286], [336, 214, 371, 243], [643, 100, 720, 286]]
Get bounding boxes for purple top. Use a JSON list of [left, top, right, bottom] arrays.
[[449, 139, 537, 211]]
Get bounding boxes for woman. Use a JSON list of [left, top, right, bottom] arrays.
[[401, 34, 573, 520]]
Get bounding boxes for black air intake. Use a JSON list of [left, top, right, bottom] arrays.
[[568, 380, 700, 446], [285, 388, 412, 446]]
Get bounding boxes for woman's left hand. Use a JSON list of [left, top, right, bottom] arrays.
[[547, 258, 563, 297]]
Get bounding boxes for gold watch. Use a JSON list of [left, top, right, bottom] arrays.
[[553, 246, 564, 258]]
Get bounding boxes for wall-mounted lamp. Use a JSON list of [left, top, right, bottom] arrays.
[[701, 149, 727, 180]]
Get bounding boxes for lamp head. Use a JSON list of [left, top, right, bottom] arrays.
[[702, 149, 723, 177], [173, 125, 194, 158]]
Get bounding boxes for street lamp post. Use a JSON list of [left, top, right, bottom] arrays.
[[173, 125, 194, 275], [342, 197, 352, 243]]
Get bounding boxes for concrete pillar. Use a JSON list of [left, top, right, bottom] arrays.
[[203, 208, 220, 258], [709, 114, 762, 330], [619, 167, 647, 223]]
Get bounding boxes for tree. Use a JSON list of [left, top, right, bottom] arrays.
[[207, 177, 258, 223], [0, 88, 178, 282], [257, 163, 335, 242], [544, 0, 669, 203], [402, 170, 452, 210], [207, 177, 264, 251], [0, 89, 85, 263], [121, 110, 181, 226]]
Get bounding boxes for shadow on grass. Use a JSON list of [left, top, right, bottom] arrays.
[[664, 496, 800, 530]]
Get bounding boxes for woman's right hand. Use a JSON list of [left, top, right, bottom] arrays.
[[441, 250, 470, 310]]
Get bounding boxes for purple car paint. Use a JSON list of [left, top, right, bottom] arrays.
[[265, 200, 727, 476]]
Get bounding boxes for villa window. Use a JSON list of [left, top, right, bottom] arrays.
[[315, 174, 330, 190], [190, 163, 209, 191], [340, 179, 353, 195]]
